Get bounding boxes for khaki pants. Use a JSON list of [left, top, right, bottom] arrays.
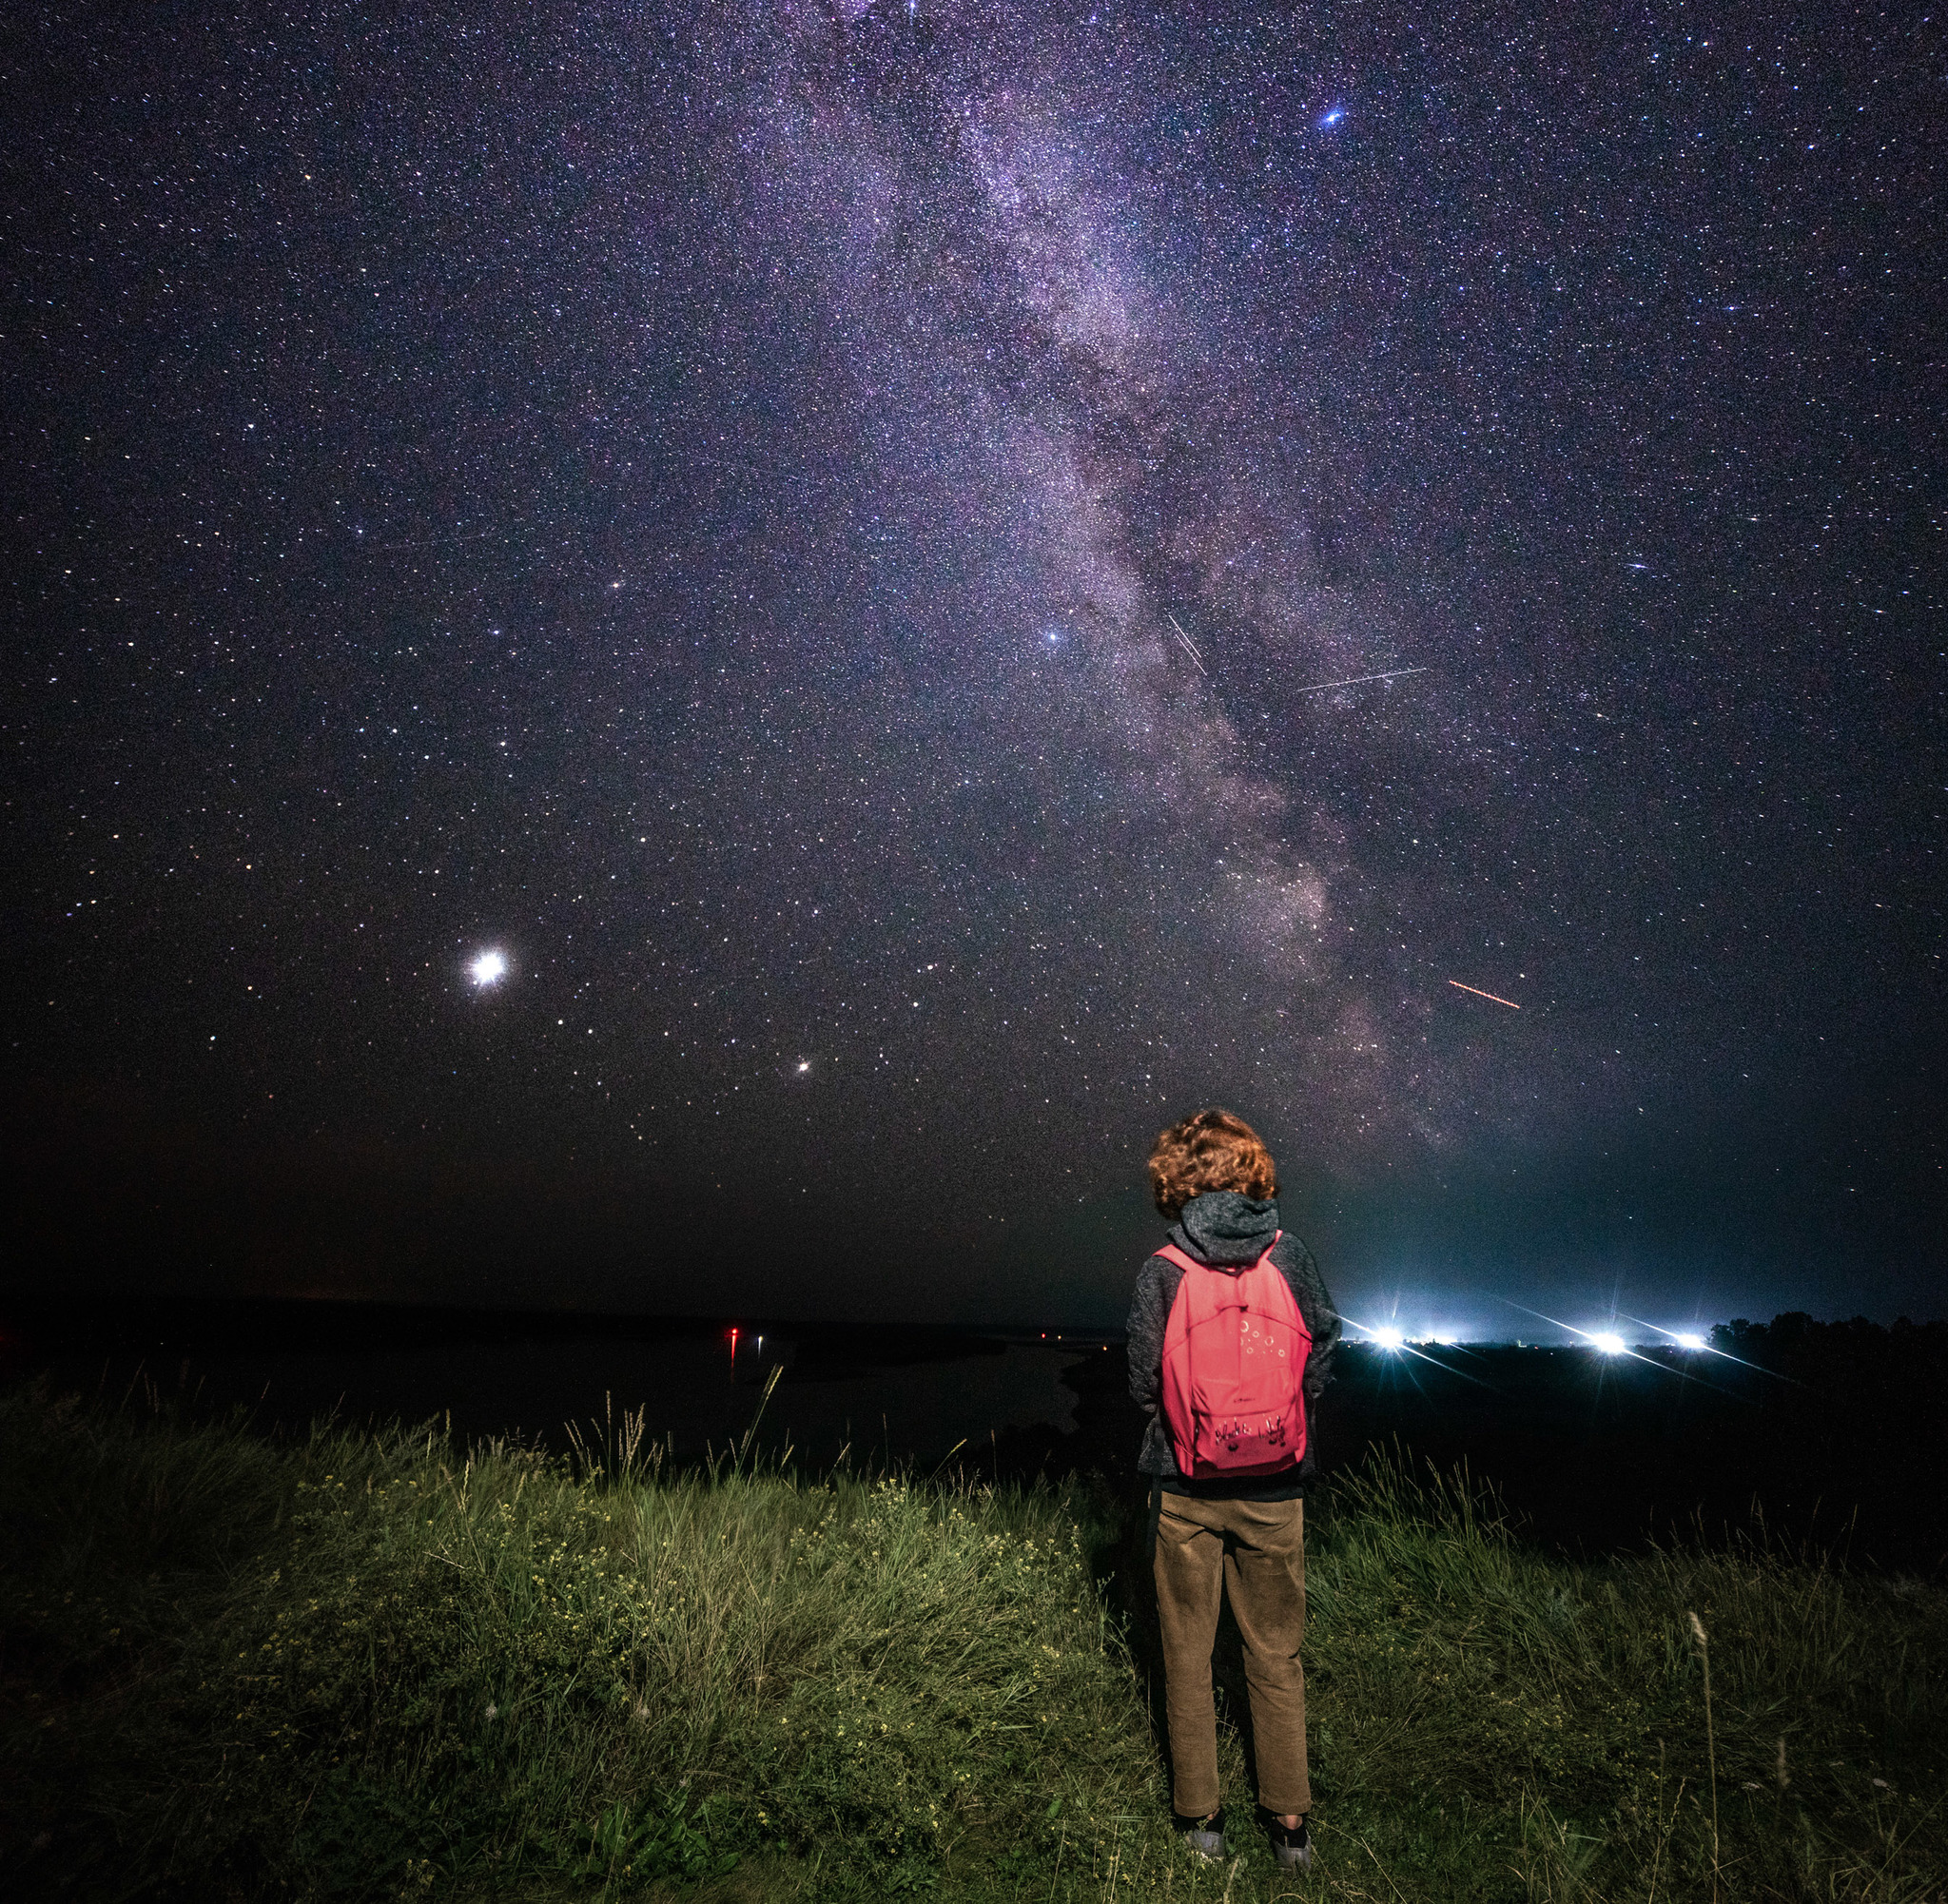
[[1152, 1489, 1312, 1819]]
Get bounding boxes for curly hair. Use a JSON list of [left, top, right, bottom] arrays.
[[1147, 1107, 1278, 1220]]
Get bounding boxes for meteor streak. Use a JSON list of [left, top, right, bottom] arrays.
[[1166, 612, 1208, 675], [1449, 980, 1520, 1009], [1292, 666, 1427, 695]]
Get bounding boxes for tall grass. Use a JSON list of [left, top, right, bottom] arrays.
[[1295, 1460, 1945, 1902], [2, 1384, 1942, 1901]]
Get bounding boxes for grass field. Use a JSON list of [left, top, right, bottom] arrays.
[[1, 1378, 1942, 1901]]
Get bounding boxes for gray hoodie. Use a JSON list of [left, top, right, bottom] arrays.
[[1125, 1191, 1342, 1498]]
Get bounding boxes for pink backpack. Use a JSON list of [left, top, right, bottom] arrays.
[[1158, 1235, 1312, 1479]]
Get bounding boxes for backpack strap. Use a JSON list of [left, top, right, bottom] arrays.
[[1156, 1233, 1281, 1276]]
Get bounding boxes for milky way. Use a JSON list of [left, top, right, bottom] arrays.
[[8, 2, 1943, 1323]]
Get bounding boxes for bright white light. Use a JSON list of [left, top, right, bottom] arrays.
[[1432, 1333, 1458, 1347], [1589, 1331, 1627, 1354], [796, 1060, 810, 1074], [1674, 1331, 1708, 1351], [1371, 1327, 1405, 1351], [469, 949, 508, 987]]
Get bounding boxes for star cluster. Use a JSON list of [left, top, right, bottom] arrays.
[[7, 1, 1942, 1320]]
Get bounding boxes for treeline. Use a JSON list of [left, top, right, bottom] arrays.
[[1710, 1309, 1948, 1365]]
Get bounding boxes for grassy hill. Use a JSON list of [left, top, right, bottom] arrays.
[[2, 1381, 1941, 1901]]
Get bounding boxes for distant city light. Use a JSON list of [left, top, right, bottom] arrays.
[[1589, 1331, 1627, 1354], [469, 949, 508, 987], [1674, 1331, 1708, 1350], [1371, 1326, 1406, 1351]]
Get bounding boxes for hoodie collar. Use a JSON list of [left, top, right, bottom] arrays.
[[1168, 1191, 1281, 1268]]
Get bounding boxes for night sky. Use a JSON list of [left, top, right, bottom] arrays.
[[7, 2, 1943, 1332]]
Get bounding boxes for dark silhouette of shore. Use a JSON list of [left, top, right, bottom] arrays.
[[5, 1297, 1943, 1574]]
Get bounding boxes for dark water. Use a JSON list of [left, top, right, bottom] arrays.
[[0, 1297, 1097, 1472]]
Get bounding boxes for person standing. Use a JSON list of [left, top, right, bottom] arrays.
[[1125, 1108, 1341, 1871]]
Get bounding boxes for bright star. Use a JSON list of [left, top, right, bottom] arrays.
[[469, 949, 508, 987], [796, 1060, 811, 1073]]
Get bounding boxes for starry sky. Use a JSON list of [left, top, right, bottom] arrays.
[[7, 1, 1943, 1331]]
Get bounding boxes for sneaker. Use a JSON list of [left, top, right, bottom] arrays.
[[1173, 1809, 1227, 1861], [1268, 1815, 1313, 1872]]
